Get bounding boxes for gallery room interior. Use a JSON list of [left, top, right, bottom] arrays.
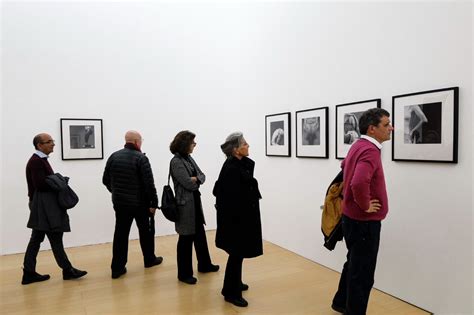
[[1, 1, 472, 314]]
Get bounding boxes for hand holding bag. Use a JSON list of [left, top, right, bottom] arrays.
[[160, 171, 179, 222]]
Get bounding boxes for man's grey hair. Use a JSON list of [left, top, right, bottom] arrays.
[[221, 132, 244, 157]]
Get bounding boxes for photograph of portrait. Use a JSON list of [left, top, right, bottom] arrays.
[[343, 111, 364, 145], [392, 87, 458, 163], [296, 107, 328, 158], [60, 118, 104, 160], [265, 112, 291, 157], [335, 99, 381, 159]]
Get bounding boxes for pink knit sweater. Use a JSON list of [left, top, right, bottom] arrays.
[[341, 139, 388, 221]]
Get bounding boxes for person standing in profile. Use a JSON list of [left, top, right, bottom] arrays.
[[213, 132, 263, 307], [169, 130, 219, 285], [102, 130, 162, 279], [83, 126, 94, 148], [22, 133, 87, 285], [331, 108, 394, 315]]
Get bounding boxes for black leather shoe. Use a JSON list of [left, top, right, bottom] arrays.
[[144, 256, 163, 268], [21, 270, 51, 285], [63, 267, 87, 280], [241, 283, 249, 291], [111, 267, 127, 279], [178, 276, 197, 285], [198, 264, 219, 273], [331, 303, 345, 313], [224, 296, 248, 307]]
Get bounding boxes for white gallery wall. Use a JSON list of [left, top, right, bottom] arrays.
[[1, 1, 472, 314]]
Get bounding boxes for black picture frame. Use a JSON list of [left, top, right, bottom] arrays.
[[60, 118, 104, 160], [295, 107, 329, 158], [335, 99, 381, 159], [392, 87, 459, 163], [265, 112, 291, 157]]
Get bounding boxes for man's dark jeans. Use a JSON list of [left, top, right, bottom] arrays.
[[333, 215, 381, 315], [23, 229, 73, 271], [111, 206, 155, 272]]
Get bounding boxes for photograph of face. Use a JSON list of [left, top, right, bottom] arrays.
[[302, 116, 320, 145], [69, 125, 95, 149], [343, 111, 364, 144], [404, 103, 442, 144], [270, 121, 284, 145]]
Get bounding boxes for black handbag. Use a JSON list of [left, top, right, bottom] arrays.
[[160, 171, 179, 222]]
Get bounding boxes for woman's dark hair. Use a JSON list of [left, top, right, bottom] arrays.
[[170, 130, 195, 155], [359, 108, 390, 135]]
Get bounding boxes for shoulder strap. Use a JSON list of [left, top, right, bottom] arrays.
[[167, 164, 171, 185]]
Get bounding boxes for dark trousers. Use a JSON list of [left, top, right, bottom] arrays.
[[222, 255, 244, 298], [23, 229, 73, 272], [112, 207, 155, 271], [177, 222, 212, 279], [333, 215, 381, 315]]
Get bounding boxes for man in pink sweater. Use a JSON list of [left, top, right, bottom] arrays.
[[332, 108, 393, 315]]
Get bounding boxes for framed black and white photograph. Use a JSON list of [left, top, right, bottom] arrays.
[[335, 99, 381, 159], [392, 87, 458, 163], [265, 112, 291, 157], [296, 107, 328, 158], [60, 118, 104, 160]]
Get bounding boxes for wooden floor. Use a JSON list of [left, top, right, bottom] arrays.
[[0, 231, 429, 315]]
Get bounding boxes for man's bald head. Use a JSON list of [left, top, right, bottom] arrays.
[[125, 130, 143, 149]]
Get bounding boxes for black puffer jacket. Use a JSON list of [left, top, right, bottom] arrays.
[[102, 144, 158, 209]]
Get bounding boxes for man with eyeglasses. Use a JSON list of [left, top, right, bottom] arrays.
[[22, 133, 87, 285]]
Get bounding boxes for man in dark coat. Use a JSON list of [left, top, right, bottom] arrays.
[[22, 133, 87, 285], [213, 132, 263, 307], [103, 130, 162, 279]]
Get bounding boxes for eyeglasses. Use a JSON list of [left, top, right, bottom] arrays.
[[41, 140, 55, 144]]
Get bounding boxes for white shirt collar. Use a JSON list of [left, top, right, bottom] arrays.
[[360, 135, 383, 150], [35, 150, 49, 158]]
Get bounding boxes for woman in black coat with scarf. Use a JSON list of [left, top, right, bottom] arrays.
[[213, 132, 263, 307]]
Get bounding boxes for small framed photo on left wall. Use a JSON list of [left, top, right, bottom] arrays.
[[60, 118, 104, 160]]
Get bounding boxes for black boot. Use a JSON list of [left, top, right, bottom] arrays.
[[144, 256, 163, 268], [21, 269, 50, 285], [63, 267, 87, 280], [198, 263, 220, 273]]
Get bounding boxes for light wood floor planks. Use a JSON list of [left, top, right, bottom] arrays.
[[0, 231, 430, 314]]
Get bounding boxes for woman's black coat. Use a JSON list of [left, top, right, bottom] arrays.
[[213, 156, 263, 258]]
